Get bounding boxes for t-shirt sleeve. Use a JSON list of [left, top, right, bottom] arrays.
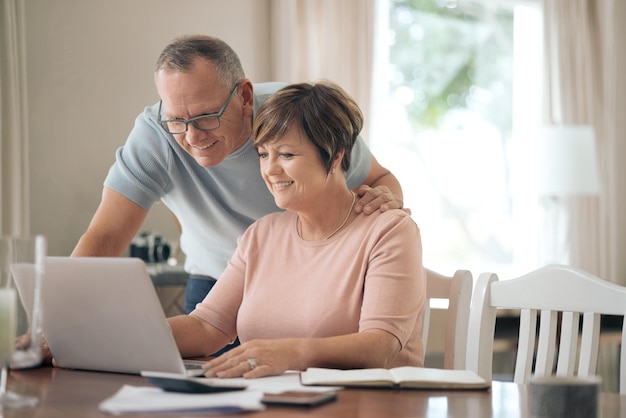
[[103, 105, 174, 210], [189, 228, 251, 342], [358, 213, 426, 348]]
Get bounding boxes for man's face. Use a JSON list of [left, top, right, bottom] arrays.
[[155, 58, 251, 168]]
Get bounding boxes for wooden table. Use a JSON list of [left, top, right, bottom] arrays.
[[4, 366, 625, 418]]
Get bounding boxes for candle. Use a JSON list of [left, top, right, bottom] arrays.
[[0, 288, 17, 364]]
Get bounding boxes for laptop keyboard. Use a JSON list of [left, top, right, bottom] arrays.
[[183, 360, 208, 376]]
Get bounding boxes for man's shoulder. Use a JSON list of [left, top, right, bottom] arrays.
[[253, 82, 288, 103], [123, 102, 174, 156]]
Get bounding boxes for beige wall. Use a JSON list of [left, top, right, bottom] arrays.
[[24, 0, 271, 256]]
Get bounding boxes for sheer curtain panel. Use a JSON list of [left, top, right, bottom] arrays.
[[269, 0, 376, 139], [543, 0, 626, 284], [0, 0, 29, 236]]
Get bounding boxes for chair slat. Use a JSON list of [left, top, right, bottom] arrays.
[[514, 309, 538, 384], [535, 310, 558, 377], [578, 312, 600, 376], [556, 311, 579, 376], [619, 317, 626, 394]]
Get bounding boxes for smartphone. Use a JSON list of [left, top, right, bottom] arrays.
[[261, 390, 338, 407], [141, 371, 247, 394]]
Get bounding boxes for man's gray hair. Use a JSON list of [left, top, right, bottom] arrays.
[[155, 35, 245, 88]]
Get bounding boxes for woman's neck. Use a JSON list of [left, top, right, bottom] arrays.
[[296, 190, 357, 241]]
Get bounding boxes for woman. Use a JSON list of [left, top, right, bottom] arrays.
[[168, 81, 425, 378]]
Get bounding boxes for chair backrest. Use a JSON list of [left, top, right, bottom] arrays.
[[422, 268, 473, 369], [466, 265, 626, 394]]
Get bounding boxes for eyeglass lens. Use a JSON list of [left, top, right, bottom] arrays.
[[159, 83, 239, 134], [164, 116, 220, 134]]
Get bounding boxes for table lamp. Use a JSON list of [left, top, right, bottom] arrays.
[[535, 125, 600, 265]]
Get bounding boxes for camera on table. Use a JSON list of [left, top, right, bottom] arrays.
[[130, 231, 171, 264]]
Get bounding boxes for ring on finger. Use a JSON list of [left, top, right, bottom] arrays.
[[247, 358, 257, 370]]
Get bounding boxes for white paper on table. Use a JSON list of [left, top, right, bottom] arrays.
[[98, 385, 265, 414], [204, 370, 341, 394], [99, 371, 341, 414]]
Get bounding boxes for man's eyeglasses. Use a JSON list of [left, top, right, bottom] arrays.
[[157, 83, 239, 134]]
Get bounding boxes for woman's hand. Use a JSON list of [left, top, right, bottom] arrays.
[[202, 339, 301, 379], [15, 333, 55, 366]]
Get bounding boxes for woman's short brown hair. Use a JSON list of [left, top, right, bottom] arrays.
[[253, 80, 363, 174]]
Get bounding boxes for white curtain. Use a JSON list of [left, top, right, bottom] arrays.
[[0, 0, 30, 236], [543, 0, 626, 284], [269, 0, 376, 139]]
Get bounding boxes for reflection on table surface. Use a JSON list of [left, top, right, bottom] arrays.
[[5, 366, 626, 418]]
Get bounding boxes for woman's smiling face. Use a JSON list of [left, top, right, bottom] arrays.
[[257, 126, 332, 211]]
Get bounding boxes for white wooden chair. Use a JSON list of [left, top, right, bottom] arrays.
[[466, 265, 626, 394], [422, 268, 473, 369]]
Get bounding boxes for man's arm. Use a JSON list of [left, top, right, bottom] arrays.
[[353, 155, 405, 215], [71, 187, 148, 257]]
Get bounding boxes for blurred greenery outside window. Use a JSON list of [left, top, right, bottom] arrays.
[[370, 0, 542, 277]]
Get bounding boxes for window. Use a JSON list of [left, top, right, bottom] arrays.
[[370, 0, 543, 277]]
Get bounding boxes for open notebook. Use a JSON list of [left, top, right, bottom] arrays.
[[300, 367, 490, 390], [16, 256, 205, 375]]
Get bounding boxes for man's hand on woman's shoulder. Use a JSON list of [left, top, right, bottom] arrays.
[[354, 185, 410, 215]]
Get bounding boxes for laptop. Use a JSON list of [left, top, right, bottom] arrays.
[[17, 256, 206, 375]]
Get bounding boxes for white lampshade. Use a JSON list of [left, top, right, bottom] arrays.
[[535, 125, 601, 196]]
